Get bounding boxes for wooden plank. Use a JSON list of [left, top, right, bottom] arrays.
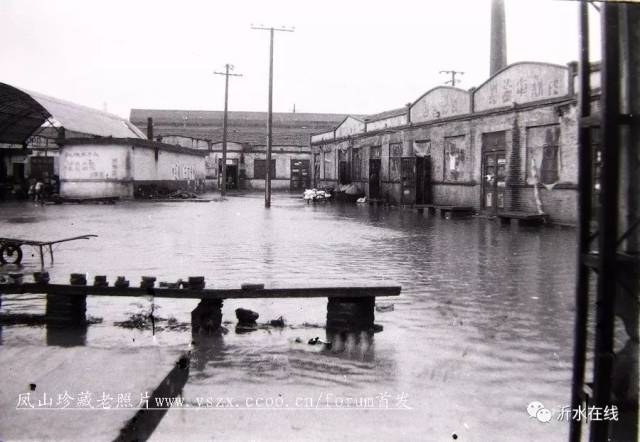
[[136, 198, 213, 203], [414, 204, 473, 212], [440, 206, 473, 212], [497, 211, 548, 220], [0, 283, 401, 300]]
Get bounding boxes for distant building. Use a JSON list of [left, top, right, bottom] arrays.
[[129, 109, 347, 191], [310, 61, 600, 225]]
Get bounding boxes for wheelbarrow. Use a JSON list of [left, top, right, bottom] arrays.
[[0, 234, 98, 267]]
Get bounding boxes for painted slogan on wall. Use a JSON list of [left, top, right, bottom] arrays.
[[61, 150, 123, 180], [410, 87, 471, 123], [474, 63, 568, 112], [170, 163, 196, 180]]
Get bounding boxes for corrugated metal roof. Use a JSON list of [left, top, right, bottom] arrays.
[[0, 82, 145, 144], [130, 109, 349, 125], [130, 108, 348, 147]]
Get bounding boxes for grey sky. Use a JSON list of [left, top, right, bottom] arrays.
[[1, 0, 601, 119]]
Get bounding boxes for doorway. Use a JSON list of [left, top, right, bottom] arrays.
[[219, 159, 239, 190], [401, 157, 415, 204], [369, 158, 381, 199], [481, 131, 507, 212], [290, 159, 310, 191], [482, 151, 506, 211], [415, 156, 432, 204], [12, 162, 25, 181]]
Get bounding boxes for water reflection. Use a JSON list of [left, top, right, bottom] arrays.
[[46, 323, 87, 347], [0, 194, 577, 440]]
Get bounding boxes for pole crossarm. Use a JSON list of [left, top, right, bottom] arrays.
[[250, 25, 295, 32], [439, 70, 464, 87]]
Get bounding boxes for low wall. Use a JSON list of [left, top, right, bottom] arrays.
[[60, 139, 206, 199]]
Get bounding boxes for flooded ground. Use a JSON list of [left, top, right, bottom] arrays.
[[0, 193, 578, 441]]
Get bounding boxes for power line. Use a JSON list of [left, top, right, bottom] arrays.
[[439, 70, 465, 87], [251, 25, 295, 208], [213, 64, 242, 200]]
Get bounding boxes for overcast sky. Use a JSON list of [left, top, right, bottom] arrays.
[[1, 0, 602, 119]]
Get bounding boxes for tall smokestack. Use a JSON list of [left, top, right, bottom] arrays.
[[490, 0, 507, 76]]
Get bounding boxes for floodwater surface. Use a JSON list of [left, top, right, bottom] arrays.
[[0, 194, 578, 441]]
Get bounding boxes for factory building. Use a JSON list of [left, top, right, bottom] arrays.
[[311, 61, 599, 225]]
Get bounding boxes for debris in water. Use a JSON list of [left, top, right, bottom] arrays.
[[375, 303, 394, 312], [308, 337, 332, 348], [235, 323, 258, 334], [269, 316, 285, 327], [236, 308, 259, 323]]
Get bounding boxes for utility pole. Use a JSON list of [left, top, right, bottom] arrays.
[[214, 64, 242, 200], [251, 24, 294, 208], [439, 70, 464, 87]]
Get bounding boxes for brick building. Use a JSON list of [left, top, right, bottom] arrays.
[[311, 61, 600, 225]]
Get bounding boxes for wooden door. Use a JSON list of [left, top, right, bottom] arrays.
[[401, 157, 415, 205], [482, 151, 506, 212], [369, 158, 381, 199], [415, 156, 432, 204]]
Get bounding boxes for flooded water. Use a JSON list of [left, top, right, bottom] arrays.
[[0, 194, 578, 441]]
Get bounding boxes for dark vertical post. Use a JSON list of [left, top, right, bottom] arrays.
[[569, 3, 592, 441], [221, 64, 230, 199], [265, 27, 274, 208], [214, 65, 242, 198], [251, 24, 294, 206], [147, 117, 153, 141], [590, 3, 621, 441]]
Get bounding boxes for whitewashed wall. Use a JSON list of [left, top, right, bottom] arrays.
[[335, 116, 365, 138], [366, 114, 407, 132], [60, 142, 205, 198], [311, 130, 335, 144]]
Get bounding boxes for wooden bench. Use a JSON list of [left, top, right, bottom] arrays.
[[414, 204, 474, 219], [0, 277, 401, 334], [496, 211, 550, 226]]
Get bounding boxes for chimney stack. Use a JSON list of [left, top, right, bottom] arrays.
[[147, 117, 153, 140], [490, 0, 507, 76]]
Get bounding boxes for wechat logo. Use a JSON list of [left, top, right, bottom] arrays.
[[527, 401, 552, 423]]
